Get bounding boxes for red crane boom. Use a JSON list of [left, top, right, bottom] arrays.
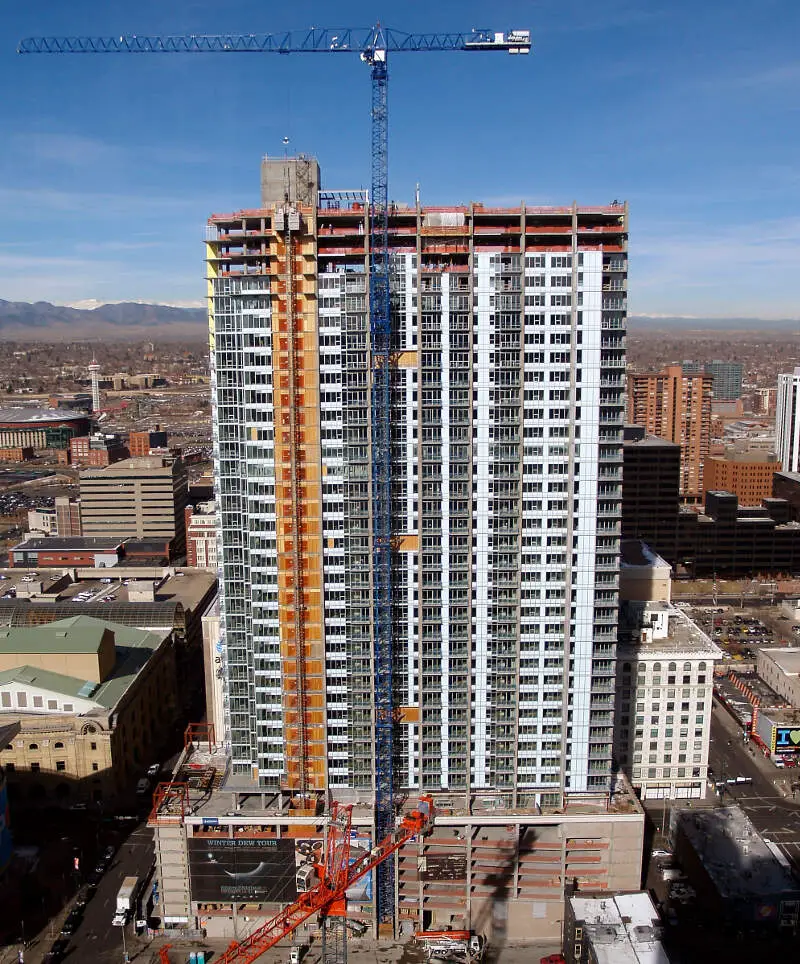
[[214, 796, 434, 964]]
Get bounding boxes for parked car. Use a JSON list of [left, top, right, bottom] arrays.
[[651, 848, 671, 858], [44, 939, 70, 963], [60, 912, 81, 937]]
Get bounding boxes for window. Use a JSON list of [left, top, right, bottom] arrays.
[[33, 696, 43, 708], [56, 761, 66, 772], [28, 743, 39, 751], [63, 703, 74, 712], [90, 742, 97, 751], [47, 699, 57, 710], [0, 693, 9, 708], [4, 763, 13, 772], [17, 692, 27, 708], [31, 762, 40, 773], [92, 763, 99, 772]]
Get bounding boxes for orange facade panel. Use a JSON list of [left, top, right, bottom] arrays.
[[271, 221, 327, 793]]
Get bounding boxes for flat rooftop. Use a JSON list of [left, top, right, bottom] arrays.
[[620, 540, 671, 570], [677, 806, 800, 900], [0, 569, 216, 614], [12, 537, 124, 552], [760, 647, 800, 677], [570, 894, 668, 964], [619, 602, 723, 658]]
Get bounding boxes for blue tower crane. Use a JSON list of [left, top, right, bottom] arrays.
[[18, 24, 531, 927]]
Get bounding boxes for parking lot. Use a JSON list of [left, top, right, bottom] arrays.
[[689, 605, 795, 660]]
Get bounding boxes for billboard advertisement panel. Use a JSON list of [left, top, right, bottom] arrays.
[[188, 831, 376, 908], [188, 838, 297, 903], [775, 727, 800, 752], [293, 834, 373, 905]]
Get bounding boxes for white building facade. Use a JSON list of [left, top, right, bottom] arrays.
[[776, 368, 800, 473], [615, 600, 721, 799], [208, 174, 628, 807]]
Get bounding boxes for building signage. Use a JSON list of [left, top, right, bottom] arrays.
[[775, 727, 800, 750]]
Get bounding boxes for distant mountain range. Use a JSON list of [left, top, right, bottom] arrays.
[[1, 300, 798, 340], [0, 300, 206, 340]]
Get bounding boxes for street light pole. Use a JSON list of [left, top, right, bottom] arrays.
[[121, 922, 129, 963]]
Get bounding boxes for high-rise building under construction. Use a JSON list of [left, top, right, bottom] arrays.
[[187, 158, 643, 940]]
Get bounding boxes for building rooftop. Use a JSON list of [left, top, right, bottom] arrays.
[[775, 471, 800, 485], [0, 619, 107, 655], [0, 408, 88, 425], [677, 806, 800, 901], [0, 664, 100, 701], [82, 455, 179, 475], [759, 647, 800, 677], [569, 894, 668, 964], [620, 540, 671, 570], [757, 706, 800, 726], [0, 616, 168, 712], [12, 536, 124, 552], [0, 570, 216, 627], [619, 601, 723, 658], [623, 432, 681, 450]]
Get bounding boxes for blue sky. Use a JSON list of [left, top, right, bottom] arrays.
[[1, 0, 799, 317]]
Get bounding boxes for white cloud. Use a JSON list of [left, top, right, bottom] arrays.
[[631, 215, 800, 316], [0, 186, 205, 217], [9, 131, 212, 169]]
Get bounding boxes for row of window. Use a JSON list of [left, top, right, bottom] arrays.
[[1, 692, 74, 712], [4, 761, 100, 773]]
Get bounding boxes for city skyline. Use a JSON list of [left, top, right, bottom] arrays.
[[1, 0, 799, 316]]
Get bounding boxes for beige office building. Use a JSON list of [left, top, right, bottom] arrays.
[[79, 456, 188, 557]]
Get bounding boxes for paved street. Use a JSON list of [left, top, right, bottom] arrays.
[[3, 816, 155, 964], [69, 822, 155, 964], [708, 697, 800, 870]]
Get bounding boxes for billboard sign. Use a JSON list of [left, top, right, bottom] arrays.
[[188, 838, 297, 903], [775, 727, 800, 751]]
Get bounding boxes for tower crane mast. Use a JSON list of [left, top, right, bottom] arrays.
[[18, 22, 531, 930]]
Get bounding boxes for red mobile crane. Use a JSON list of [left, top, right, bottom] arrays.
[[198, 795, 434, 964]]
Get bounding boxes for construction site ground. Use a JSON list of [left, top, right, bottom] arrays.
[[138, 936, 563, 964], [1, 929, 561, 964]]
